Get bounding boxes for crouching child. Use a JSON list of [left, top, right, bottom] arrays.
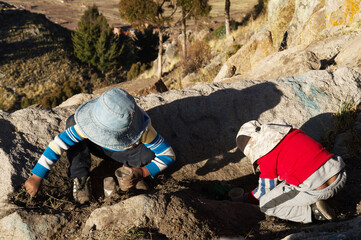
[[235, 120, 346, 223]]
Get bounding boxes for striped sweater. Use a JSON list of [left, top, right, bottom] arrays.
[[32, 123, 175, 179]]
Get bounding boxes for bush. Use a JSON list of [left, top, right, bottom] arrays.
[[206, 21, 240, 41], [127, 62, 149, 81], [322, 98, 361, 157], [182, 40, 212, 76], [39, 80, 83, 108], [132, 26, 162, 64], [226, 43, 242, 58], [20, 97, 34, 109]]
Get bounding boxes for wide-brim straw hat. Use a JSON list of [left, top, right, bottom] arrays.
[[75, 88, 149, 150]]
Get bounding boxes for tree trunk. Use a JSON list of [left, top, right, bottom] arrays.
[[225, 0, 231, 37], [181, 8, 187, 59], [157, 27, 163, 79]]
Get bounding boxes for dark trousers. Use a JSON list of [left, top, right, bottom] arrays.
[[66, 115, 155, 178]]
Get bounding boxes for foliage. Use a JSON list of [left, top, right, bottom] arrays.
[[334, 98, 359, 132], [132, 26, 160, 64], [206, 21, 239, 41], [322, 98, 361, 158], [176, 0, 211, 58], [119, 0, 176, 28], [115, 29, 137, 69], [95, 26, 121, 73], [177, 0, 211, 18], [127, 62, 150, 81], [39, 80, 83, 108], [119, 0, 162, 27], [181, 39, 211, 76], [72, 5, 121, 73], [226, 43, 242, 58], [119, 0, 175, 77]]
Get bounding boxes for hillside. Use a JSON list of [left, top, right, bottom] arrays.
[[0, 3, 90, 111], [3, 0, 259, 30], [0, 0, 361, 239]]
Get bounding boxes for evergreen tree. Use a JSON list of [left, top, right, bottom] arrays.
[[72, 5, 101, 65], [72, 5, 121, 72], [119, 0, 176, 78], [95, 35, 120, 73], [95, 26, 121, 73], [133, 25, 160, 64]]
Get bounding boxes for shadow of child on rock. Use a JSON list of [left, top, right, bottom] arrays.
[[146, 82, 283, 176]]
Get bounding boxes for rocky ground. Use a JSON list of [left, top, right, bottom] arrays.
[[2, 0, 361, 239], [8, 141, 361, 239], [2, 68, 361, 239]]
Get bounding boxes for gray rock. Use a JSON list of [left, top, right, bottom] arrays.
[[335, 33, 361, 73], [57, 93, 93, 108], [229, 47, 321, 81], [214, 64, 236, 82], [83, 194, 165, 235], [0, 212, 63, 240], [286, 0, 324, 48], [282, 216, 361, 240], [0, 67, 360, 238], [267, 0, 295, 49]]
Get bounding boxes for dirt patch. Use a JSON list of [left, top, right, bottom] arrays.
[[4, 0, 259, 31], [8, 149, 361, 239]]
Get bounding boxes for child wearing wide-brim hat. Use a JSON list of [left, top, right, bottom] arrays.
[[25, 88, 176, 204]]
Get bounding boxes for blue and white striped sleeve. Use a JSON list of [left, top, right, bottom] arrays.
[[252, 177, 278, 200], [31, 125, 86, 179], [141, 123, 176, 178]]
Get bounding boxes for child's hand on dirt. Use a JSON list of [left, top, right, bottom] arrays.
[[25, 174, 42, 197]]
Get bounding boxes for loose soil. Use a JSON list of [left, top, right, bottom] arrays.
[[8, 150, 361, 239]]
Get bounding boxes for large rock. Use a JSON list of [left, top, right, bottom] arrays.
[[216, 26, 275, 81], [282, 216, 361, 239], [335, 34, 361, 73], [151, 40, 179, 76], [226, 47, 320, 81], [286, 0, 325, 47], [265, 0, 360, 49], [0, 67, 360, 237], [326, 0, 361, 29], [83, 194, 263, 238], [83, 195, 166, 234], [268, 0, 295, 49], [0, 106, 75, 218], [0, 212, 63, 240]]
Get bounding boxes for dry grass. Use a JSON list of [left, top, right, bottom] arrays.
[[323, 98, 361, 158], [208, 11, 267, 52]]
